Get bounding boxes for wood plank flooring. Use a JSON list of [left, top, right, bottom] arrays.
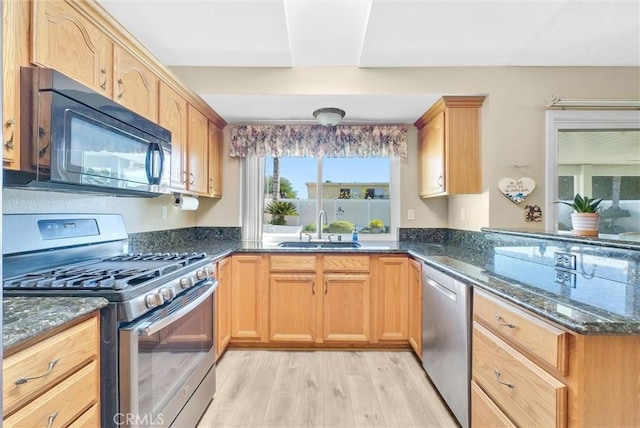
[[197, 350, 459, 428]]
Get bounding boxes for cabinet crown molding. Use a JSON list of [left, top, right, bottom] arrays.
[[414, 95, 486, 128]]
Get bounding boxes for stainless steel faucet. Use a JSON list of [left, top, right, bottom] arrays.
[[317, 209, 326, 239]]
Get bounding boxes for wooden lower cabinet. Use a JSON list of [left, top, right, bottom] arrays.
[[408, 258, 422, 357], [215, 257, 232, 360], [374, 256, 409, 342], [230, 254, 267, 342], [3, 313, 101, 427], [323, 273, 371, 342], [270, 273, 317, 342], [472, 289, 640, 427]]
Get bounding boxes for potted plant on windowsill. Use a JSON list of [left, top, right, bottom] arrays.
[[555, 193, 604, 237]]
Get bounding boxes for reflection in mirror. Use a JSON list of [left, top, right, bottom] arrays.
[[546, 110, 640, 242]]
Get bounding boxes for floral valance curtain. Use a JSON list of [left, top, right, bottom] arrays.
[[230, 124, 408, 158]]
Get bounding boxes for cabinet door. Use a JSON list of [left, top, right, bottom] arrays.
[[32, 0, 112, 97], [159, 82, 188, 191], [269, 273, 316, 342], [215, 257, 232, 360], [419, 111, 445, 197], [230, 255, 266, 342], [187, 104, 209, 195], [408, 259, 422, 357], [2, 0, 29, 168], [323, 273, 370, 342], [207, 121, 223, 198], [113, 45, 158, 122], [375, 256, 409, 341]]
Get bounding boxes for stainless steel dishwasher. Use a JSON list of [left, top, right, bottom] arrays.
[[422, 263, 472, 428]]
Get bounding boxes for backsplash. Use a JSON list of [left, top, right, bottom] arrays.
[[399, 228, 493, 250], [129, 227, 241, 253]]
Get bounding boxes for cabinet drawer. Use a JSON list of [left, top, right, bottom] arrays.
[[471, 380, 515, 428], [4, 360, 98, 427], [474, 290, 569, 374], [270, 255, 316, 272], [68, 404, 99, 427], [323, 255, 369, 272], [3, 316, 99, 416], [473, 322, 567, 428]]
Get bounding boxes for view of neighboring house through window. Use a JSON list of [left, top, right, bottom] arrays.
[[264, 156, 392, 239]]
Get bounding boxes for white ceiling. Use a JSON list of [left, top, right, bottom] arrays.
[[97, 0, 640, 124]]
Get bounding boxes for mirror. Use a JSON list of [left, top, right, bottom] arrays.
[[545, 110, 640, 241]]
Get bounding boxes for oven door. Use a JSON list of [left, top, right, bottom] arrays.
[[119, 280, 217, 428]]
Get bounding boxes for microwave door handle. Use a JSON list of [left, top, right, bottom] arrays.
[[138, 279, 216, 336], [145, 143, 164, 185]]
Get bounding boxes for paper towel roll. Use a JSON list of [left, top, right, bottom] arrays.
[[172, 194, 199, 211]]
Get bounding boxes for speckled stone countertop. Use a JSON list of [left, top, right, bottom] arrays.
[[3, 297, 109, 350], [152, 237, 639, 335]]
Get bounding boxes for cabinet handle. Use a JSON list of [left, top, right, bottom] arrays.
[[117, 78, 124, 99], [45, 411, 58, 428], [100, 68, 107, 90], [495, 314, 516, 329], [324, 280, 328, 295], [15, 359, 59, 385], [437, 175, 444, 187], [190, 172, 195, 185], [4, 119, 15, 150], [493, 369, 515, 389], [182, 171, 188, 184], [311, 280, 315, 295]]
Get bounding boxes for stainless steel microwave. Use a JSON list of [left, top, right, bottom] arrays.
[[4, 67, 171, 197]]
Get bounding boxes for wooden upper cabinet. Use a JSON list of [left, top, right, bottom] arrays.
[[187, 105, 209, 195], [31, 0, 112, 97], [113, 44, 158, 122], [159, 82, 188, 191], [2, 0, 30, 169], [414, 96, 485, 198], [208, 121, 223, 198]]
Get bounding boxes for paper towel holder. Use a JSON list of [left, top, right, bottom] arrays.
[[172, 192, 200, 211]]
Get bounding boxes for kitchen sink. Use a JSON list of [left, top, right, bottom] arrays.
[[277, 241, 362, 249]]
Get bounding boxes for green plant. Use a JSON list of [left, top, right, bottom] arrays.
[[264, 200, 298, 225], [555, 193, 604, 213], [369, 219, 384, 228], [327, 221, 355, 233]]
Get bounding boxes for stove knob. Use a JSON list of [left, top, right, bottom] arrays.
[[180, 277, 192, 289], [145, 293, 164, 308], [160, 287, 175, 301], [196, 269, 207, 280]]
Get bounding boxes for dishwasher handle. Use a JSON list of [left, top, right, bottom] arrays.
[[424, 276, 457, 301]]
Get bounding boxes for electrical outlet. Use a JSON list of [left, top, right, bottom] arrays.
[[407, 209, 415, 221], [161, 206, 168, 220], [460, 208, 466, 221]]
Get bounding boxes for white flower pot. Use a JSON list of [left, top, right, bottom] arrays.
[[570, 213, 600, 236]]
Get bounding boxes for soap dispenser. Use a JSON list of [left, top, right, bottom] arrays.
[[352, 226, 358, 242]]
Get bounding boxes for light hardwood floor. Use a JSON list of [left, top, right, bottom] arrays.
[[197, 350, 459, 428]]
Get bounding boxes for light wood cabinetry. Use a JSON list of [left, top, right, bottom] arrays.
[[2, 0, 29, 169], [207, 121, 223, 198], [472, 289, 640, 427], [471, 380, 516, 428], [3, 313, 101, 427], [159, 81, 188, 191], [408, 258, 422, 357], [414, 96, 485, 198], [215, 257, 232, 360], [230, 254, 267, 342], [113, 44, 158, 121], [323, 272, 371, 342], [31, 0, 113, 97], [374, 256, 409, 342], [187, 104, 210, 195]]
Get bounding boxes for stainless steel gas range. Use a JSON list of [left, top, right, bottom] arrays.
[[3, 214, 217, 428]]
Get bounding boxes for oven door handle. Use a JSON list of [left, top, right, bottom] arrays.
[[137, 280, 216, 336]]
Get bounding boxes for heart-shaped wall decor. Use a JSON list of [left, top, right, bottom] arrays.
[[498, 177, 536, 204]]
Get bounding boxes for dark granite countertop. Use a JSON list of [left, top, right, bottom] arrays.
[[3, 297, 109, 350], [155, 237, 639, 335]]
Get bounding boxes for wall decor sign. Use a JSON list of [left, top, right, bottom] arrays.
[[525, 204, 542, 222], [498, 177, 536, 204]]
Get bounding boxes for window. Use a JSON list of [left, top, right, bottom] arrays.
[[263, 156, 398, 241]]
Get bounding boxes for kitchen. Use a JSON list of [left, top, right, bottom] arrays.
[[2, 0, 640, 427]]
